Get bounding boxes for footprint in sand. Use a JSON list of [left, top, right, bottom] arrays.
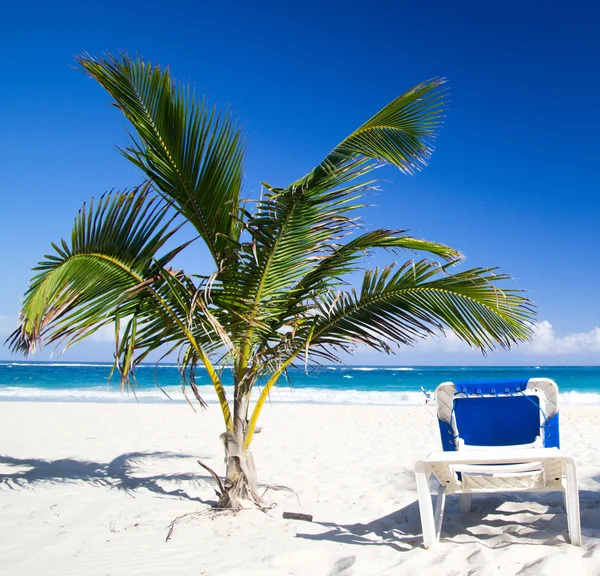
[[327, 555, 356, 576]]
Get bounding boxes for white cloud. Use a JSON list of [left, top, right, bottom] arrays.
[[89, 323, 118, 343], [412, 320, 600, 356], [344, 320, 600, 362], [525, 320, 600, 355]]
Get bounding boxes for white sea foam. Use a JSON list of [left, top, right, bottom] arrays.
[[0, 385, 216, 403], [0, 385, 426, 406], [1, 385, 599, 407], [557, 391, 600, 405], [0, 386, 161, 402], [383, 367, 414, 371], [3, 362, 114, 368], [351, 367, 376, 371], [0, 362, 221, 370]]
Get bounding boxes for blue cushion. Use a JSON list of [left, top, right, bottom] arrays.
[[454, 395, 541, 447], [437, 379, 560, 451]]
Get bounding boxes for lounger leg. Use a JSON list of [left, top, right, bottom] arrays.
[[459, 493, 472, 514], [434, 484, 447, 540], [563, 486, 571, 538], [564, 459, 582, 546], [415, 462, 437, 548]]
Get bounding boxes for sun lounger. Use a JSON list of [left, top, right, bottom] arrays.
[[415, 378, 581, 547]]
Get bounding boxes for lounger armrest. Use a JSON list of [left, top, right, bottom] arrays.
[[421, 447, 568, 466]]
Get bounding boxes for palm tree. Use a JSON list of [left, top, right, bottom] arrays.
[[8, 53, 535, 509]]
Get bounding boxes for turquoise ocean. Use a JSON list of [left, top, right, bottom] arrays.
[[1, 362, 600, 405]]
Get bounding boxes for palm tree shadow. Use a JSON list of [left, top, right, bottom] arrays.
[[0, 452, 218, 504], [296, 491, 600, 552]]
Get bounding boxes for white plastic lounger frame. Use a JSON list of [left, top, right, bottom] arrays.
[[415, 378, 581, 548], [416, 448, 581, 548]]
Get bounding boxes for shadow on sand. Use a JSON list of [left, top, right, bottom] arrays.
[[296, 490, 600, 552], [0, 451, 218, 504]]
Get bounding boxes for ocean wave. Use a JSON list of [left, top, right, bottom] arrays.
[[1, 385, 599, 407], [348, 366, 414, 372], [558, 391, 600, 405], [0, 385, 222, 403], [2, 362, 118, 368], [0, 362, 218, 370], [0, 385, 429, 406]]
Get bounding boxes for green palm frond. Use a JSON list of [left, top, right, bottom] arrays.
[[292, 229, 461, 294], [7, 185, 182, 354], [298, 78, 447, 192], [308, 260, 533, 354], [249, 231, 462, 360], [333, 78, 446, 173], [228, 178, 369, 328], [109, 265, 232, 411], [7, 185, 232, 421], [77, 52, 244, 267]]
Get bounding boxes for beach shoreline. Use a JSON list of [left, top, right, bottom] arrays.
[[1, 401, 599, 575], [4, 364, 600, 408]]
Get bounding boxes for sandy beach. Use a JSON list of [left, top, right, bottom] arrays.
[[1, 401, 599, 575]]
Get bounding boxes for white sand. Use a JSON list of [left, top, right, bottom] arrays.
[[1, 402, 599, 575]]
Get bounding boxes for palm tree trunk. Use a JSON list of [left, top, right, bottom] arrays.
[[217, 391, 262, 509]]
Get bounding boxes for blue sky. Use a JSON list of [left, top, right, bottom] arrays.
[[1, 0, 599, 365]]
